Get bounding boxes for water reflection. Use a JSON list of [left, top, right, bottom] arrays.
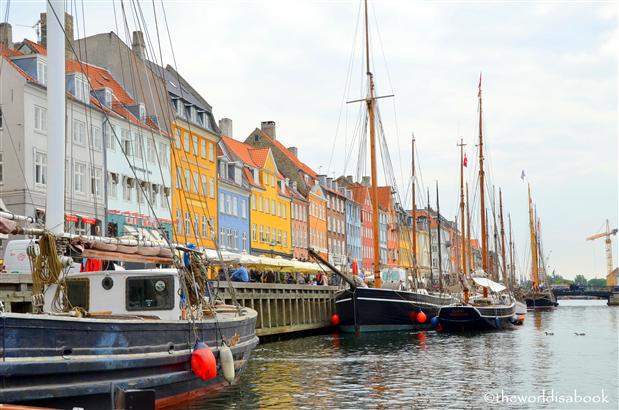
[[177, 300, 617, 409]]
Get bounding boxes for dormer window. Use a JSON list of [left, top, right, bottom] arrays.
[[138, 103, 146, 122], [190, 106, 197, 123], [104, 88, 113, 107], [174, 98, 184, 118], [197, 111, 205, 126], [37, 59, 47, 86], [184, 104, 191, 120], [72, 74, 90, 104]]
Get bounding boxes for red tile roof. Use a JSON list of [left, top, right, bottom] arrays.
[[22, 39, 47, 55], [255, 128, 317, 178], [248, 148, 270, 168], [221, 136, 259, 167], [377, 186, 393, 210], [65, 59, 135, 105], [0, 44, 34, 82]]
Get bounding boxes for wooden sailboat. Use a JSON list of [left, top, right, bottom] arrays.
[[524, 184, 558, 309], [437, 75, 517, 331], [0, 3, 258, 407], [309, 1, 455, 332]]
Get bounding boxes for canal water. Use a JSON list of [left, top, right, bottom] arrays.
[[177, 299, 618, 409]]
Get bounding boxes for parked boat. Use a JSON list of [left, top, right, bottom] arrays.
[[437, 75, 516, 331], [0, 2, 258, 407]]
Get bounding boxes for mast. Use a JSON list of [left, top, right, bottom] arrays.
[[478, 74, 488, 273], [46, 0, 66, 234], [528, 183, 539, 288], [427, 187, 433, 285], [466, 182, 472, 274], [509, 213, 515, 288], [436, 181, 443, 290], [492, 186, 499, 282], [364, 0, 381, 288], [499, 188, 507, 286], [458, 139, 467, 275], [411, 135, 418, 279]]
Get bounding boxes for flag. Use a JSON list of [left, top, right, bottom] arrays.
[[477, 73, 482, 97], [520, 170, 526, 181], [463, 153, 468, 167]]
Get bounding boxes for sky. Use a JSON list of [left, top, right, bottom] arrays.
[[6, 0, 617, 280]]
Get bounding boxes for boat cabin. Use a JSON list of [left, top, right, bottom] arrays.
[[381, 268, 411, 290], [44, 269, 183, 320]]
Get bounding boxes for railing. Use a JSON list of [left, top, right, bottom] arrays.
[[0, 273, 33, 312], [211, 282, 339, 337]]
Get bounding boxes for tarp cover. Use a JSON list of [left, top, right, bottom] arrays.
[[472, 277, 507, 293]]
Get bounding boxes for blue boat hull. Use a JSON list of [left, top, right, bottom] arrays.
[[438, 303, 516, 331]]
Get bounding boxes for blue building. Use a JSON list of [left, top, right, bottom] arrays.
[[344, 188, 362, 268], [217, 140, 250, 253]]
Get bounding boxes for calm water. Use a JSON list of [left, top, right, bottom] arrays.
[[177, 300, 618, 409]]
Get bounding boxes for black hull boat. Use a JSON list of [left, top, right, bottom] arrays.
[[0, 310, 258, 409], [438, 302, 517, 331], [525, 290, 558, 310], [335, 287, 455, 333]]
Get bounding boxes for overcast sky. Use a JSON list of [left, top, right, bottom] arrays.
[[8, 1, 617, 280]]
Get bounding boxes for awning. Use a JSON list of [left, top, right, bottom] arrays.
[[472, 277, 507, 293], [82, 217, 97, 225]]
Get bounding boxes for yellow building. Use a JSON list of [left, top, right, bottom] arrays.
[[165, 68, 219, 249], [220, 137, 292, 258]]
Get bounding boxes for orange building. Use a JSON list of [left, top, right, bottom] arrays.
[[308, 181, 328, 259]]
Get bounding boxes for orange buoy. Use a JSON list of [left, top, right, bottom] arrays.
[[330, 313, 340, 326], [417, 311, 427, 323], [191, 342, 217, 381]]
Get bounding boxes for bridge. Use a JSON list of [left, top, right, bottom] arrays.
[[552, 286, 619, 305]]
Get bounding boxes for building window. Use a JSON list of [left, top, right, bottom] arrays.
[[277, 202, 281, 217], [37, 60, 47, 85], [265, 198, 269, 214], [159, 142, 169, 168], [252, 224, 257, 241], [34, 150, 47, 186], [201, 139, 206, 159], [232, 197, 238, 217], [176, 209, 183, 234], [209, 177, 215, 198], [260, 225, 264, 242], [220, 227, 226, 247], [283, 232, 287, 247], [123, 177, 133, 201], [91, 167, 103, 198], [193, 172, 199, 193], [34, 106, 47, 132], [192, 136, 198, 156], [121, 129, 132, 155], [73, 119, 86, 145], [184, 169, 191, 192], [241, 199, 247, 219], [220, 193, 226, 213], [134, 134, 143, 159], [73, 161, 87, 194], [184, 212, 191, 236], [202, 215, 208, 238], [208, 142, 214, 161], [201, 174, 207, 195], [184, 132, 190, 153], [175, 129, 181, 149], [272, 199, 276, 215], [90, 125, 102, 150], [242, 232, 247, 251], [251, 194, 256, 210], [283, 205, 287, 219], [258, 196, 263, 212], [194, 214, 200, 237], [104, 122, 116, 150]]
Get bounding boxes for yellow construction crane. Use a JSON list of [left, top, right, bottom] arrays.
[[586, 219, 618, 286]]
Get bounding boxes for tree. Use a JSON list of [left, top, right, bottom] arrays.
[[588, 278, 607, 287], [574, 274, 588, 286]]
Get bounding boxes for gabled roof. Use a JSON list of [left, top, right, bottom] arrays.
[[221, 136, 260, 168], [19, 39, 47, 55], [0, 44, 34, 82], [66, 60, 135, 105], [251, 128, 317, 178], [248, 148, 270, 168]]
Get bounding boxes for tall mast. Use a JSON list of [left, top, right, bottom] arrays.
[[499, 188, 507, 286], [528, 183, 539, 288], [509, 213, 515, 288], [363, 0, 381, 287], [436, 181, 443, 290], [478, 74, 488, 273], [427, 187, 433, 285], [411, 135, 418, 279], [466, 182, 472, 274], [46, 0, 66, 234], [458, 139, 467, 275], [492, 186, 499, 282]]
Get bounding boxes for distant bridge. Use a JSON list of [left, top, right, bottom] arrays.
[[552, 286, 619, 304]]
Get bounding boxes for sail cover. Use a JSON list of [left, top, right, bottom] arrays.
[[472, 277, 507, 293]]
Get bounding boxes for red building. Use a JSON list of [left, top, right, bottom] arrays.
[[351, 182, 374, 274], [289, 182, 309, 261], [377, 186, 399, 267]]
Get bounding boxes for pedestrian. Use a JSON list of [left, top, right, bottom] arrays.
[[230, 263, 249, 282]]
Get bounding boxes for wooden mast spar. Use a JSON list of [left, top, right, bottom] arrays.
[[411, 136, 418, 281], [528, 183, 539, 288], [499, 188, 507, 287], [458, 139, 468, 302], [478, 74, 489, 297]]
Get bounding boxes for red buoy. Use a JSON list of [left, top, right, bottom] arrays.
[[191, 342, 217, 381], [417, 311, 427, 323], [437, 323, 443, 332], [330, 313, 340, 326]]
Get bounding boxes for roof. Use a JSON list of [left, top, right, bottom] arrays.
[[65, 60, 135, 105], [253, 128, 317, 178], [248, 148, 270, 168], [377, 186, 393, 210], [21, 39, 47, 55], [0, 44, 34, 82], [221, 136, 260, 168]]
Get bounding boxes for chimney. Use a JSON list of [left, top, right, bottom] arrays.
[[362, 176, 371, 187], [327, 177, 333, 189], [318, 174, 327, 186], [40, 12, 73, 59], [0, 22, 13, 49], [219, 118, 233, 137], [346, 175, 353, 184], [261, 121, 276, 139], [287, 146, 298, 157], [132, 31, 146, 60]]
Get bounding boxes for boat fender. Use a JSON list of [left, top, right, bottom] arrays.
[[330, 313, 340, 326], [430, 316, 439, 327], [191, 341, 217, 381], [509, 315, 518, 324], [220, 342, 235, 384], [417, 311, 427, 323]]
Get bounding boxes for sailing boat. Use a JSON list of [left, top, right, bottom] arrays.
[[524, 184, 558, 309], [0, 2, 257, 407], [437, 75, 517, 331], [309, 2, 455, 331]]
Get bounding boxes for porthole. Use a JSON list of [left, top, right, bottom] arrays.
[[102, 276, 114, 290]]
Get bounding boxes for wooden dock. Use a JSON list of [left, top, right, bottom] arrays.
[[0, 273, 33, 313], [211, 282, 339, 337]]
